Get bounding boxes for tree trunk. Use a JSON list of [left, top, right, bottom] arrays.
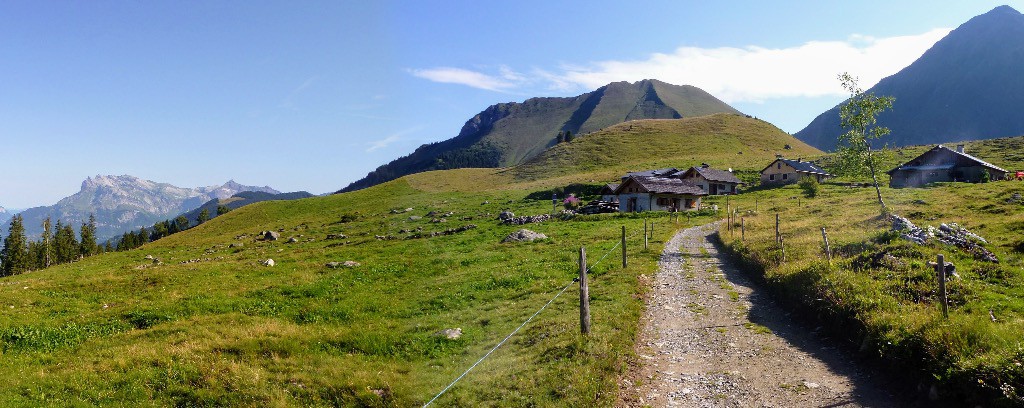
[[866, 150, 886, 213]]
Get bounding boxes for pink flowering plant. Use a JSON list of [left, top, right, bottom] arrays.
[[563, 193, 582, 209]]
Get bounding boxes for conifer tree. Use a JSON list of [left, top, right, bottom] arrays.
[[79, 214, 98, 257], [54, 221, 80, 264], [198, 208, 210, 224], [216, 205, 231, 216], [1, 215, 30, 276]]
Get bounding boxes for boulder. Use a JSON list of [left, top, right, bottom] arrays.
[[435, 328, 462, 340], [229, 242, 244, 249], [498, 211, 514, 221], [263, 259, 275, 267], [502, 229, 548, 243], [326, 260, 361, 269], [263, 231, 281, 241], [408, 216, 422, 221], [287, 237, 299, 243]]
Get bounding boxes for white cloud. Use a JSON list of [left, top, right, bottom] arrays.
[[412, 28, 951, 102], [365, 126, 426, 152], [409, 67, 517, 91]]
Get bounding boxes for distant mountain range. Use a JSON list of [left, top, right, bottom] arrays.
[[339, 79, 741, 192], [178, 190, 314, 226], [0, 206, 10, 224], [796, 5, 1024, 150], [12, 175, 280, 241]]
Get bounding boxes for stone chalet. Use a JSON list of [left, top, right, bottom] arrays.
[[677, 164, 743, 195], [613, 176, 706, 212], [887, 144, 1007, 188], [760, 157, 832, 185]]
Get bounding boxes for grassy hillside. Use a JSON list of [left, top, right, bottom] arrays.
[[717, 178, 1024, 404], [0, 174, 720, 406], [513, 113, 822, 185]]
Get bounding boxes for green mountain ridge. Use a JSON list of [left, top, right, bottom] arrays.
[[795, 5, 1024, 150], [339, 79, 741, 193]]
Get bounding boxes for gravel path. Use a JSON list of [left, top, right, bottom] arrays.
[[619, 222, 899, 407]]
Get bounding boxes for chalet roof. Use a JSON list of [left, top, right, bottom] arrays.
[[760, 158, 831, 176], [887, 145, 1008, 175], [600, 183, 620, 194], [683, 166, 743, 184], [624, 168, 679, 179], [613, 176, 706, 196]]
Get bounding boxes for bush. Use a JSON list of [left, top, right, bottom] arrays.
[[798, 177, 820, 198]]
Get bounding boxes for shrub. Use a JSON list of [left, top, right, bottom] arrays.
[[798, 177, 820, 198]]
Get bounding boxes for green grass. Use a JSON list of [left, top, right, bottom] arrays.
[[719, 179, 1024, 405], [0, 175, 712, 406]]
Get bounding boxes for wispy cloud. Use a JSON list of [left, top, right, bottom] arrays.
[[411, 28, 951, 102], [279, 76, 320, 109], [366, 126, 426, 152], [409, 67, 519, 92]]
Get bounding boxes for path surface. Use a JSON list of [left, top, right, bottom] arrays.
[[619, 223, 899, 407]]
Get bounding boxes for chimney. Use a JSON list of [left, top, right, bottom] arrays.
[[956, 144, 965, 154]]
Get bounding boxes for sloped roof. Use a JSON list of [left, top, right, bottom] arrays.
[[624, 168, 679, 179], [613, 176, 706, 196], [760, 158, 831, 176], [887, 145, 1008, 175], [600, 183, 620, 194], [683, 166, 743, 184]]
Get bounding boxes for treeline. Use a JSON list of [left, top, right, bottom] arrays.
[[113, 206, 224, 252], [0, 206, 227, 276], [0, 214, 99, 276]]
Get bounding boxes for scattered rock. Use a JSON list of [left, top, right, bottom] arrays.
[[500, 213, 552, 225], [326, 261, 361, 268], [262, 231, 281, 241], [144, 255, 154, 260], [229, 242, 244, 249], [408, 216, 422, 221], [287, 237, 300, 243], [890, 214, 998, 262], [430, 218, 447, 223], [502, 229, 548, 243], [498, 211, 515, 221], [263, 259, 275, 267], [435, 328, 462, 340], [325, 234, 347, 240]]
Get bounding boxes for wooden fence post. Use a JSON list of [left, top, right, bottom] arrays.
[[775, 213, 781, 243], [580, 246, 591, 335], [821, 227, 832, 264], [937, 254, 948, 319], [780, 236, 786, 263], [741, 218, 745, 242], [621, 225, 627, 269], [644, 219, 649, 250]]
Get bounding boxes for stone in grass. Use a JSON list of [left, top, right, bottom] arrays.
[[263, 259, 275, 267], [287, 237, 299, 243], [435, 328, 462, 340], [501, 229, 547, 243], [262, 231, 281, 241], [229, 242, 244, 249], [326, 261, 361, 268]]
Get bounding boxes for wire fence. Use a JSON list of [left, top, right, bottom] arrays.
[[422, 225, 646, 407]]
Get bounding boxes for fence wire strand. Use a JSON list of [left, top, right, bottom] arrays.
[[423, 224, 646, 406]]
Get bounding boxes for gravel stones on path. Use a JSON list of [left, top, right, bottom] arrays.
[[619, 222, 898, 407]]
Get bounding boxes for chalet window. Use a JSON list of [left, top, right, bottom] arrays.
[[777, 162, 781, 169], [769, 174, 775, 181], [782, 174, 788, 180]]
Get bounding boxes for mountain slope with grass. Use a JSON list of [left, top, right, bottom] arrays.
[[796, 6, 1024, 151], [339, 79, 741, 193], [4, 119, 1023, 405]]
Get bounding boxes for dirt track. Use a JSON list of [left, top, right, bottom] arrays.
[[619, 223, 901, 407]]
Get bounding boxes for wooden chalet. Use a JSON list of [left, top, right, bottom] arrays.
[[760, 157, 831, 185], [678, 164, 743, 195], [887, 144, 1007, 188], [599, 183, 620, 202], [613, 176, 706, 212]]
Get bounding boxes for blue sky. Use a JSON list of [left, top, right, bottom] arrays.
[[1, 1, 1021, 209]]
